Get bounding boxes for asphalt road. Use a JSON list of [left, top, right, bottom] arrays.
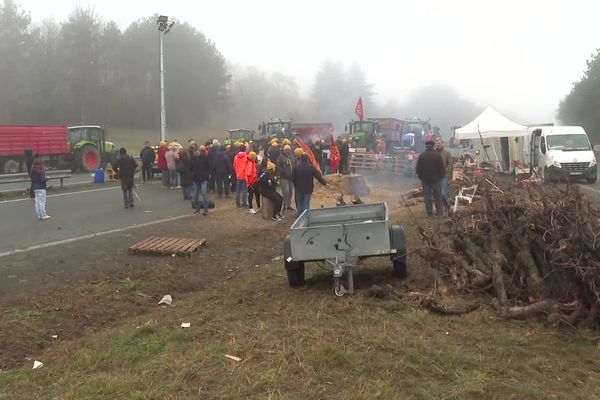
[[0, 172, 96, 194], [0, 182, 193, 255]]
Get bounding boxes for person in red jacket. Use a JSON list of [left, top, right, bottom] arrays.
[[157, 141, 169, 187], [246, 151, 261, 214], [233, 150, 248, 207]]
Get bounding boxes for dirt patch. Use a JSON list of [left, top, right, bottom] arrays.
[[0, 176, 421, 370]]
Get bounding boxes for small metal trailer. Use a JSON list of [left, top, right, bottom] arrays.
[[283, 203, 407, 296]]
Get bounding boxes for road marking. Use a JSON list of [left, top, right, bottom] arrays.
[[578, 185, 600, 195], [0, 214, 189, 258], [0, 186, 120, 204]]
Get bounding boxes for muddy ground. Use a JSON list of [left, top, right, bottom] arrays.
[[0, 174, 418, 370]]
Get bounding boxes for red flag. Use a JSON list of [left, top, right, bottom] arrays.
[[330, 136, 341, 173], [355, 97, 364, 121], [295, 137, 322, 174]]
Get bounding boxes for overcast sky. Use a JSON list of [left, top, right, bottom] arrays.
[[21, 0, 599, 124]]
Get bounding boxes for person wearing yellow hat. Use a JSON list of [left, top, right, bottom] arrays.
[[283, 138, 292, 146], [246, 151, 261, 213], [292, 153, 327, 215], [259, 160, 284, 221], [268, 140, 281, 162], [276, 144, 295, 212]]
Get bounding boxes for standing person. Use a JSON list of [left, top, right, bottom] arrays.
[[191, 146, 211, 215], [166, 144, 179, 189], [215, 146, 231, 198], [234, 149, 249, 208], [178, 148, 194, 201], [157, 141, 169, 187], [276, 144, 295, 212], [268, 139, 281, 162], [340, 138, 350, 174], [259, 161, 284, 221], [246, 152, 261, 214], [435, 137, 453, 207], [139, 142, 156, 183], [30, 159, 51, 220], [207, 140, 219, 193], [415, 140, 445, 217], [292, 154, 327, 216], [114, 147, 139, 209]]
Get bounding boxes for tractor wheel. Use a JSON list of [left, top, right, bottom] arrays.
[[110, 149, 120, 169], [78, 145, 100, 172], [390, 225, 407, 279], [3, 159, 19, 174]]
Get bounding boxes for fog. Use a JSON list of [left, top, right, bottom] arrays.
[[10, 0, 600, 135]]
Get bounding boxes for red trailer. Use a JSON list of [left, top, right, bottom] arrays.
[[0, 125, 69, 173], [290, 123, 334, 142]]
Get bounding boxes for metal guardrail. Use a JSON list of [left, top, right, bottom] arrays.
[[0, 169, 73, 187], [350, 153, 406, 175]]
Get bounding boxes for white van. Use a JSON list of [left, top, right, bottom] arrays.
[[529, 126, 597, 183]]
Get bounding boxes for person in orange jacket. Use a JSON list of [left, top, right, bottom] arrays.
[[246, 151, 261, 214], [233, 150, 248, 207]]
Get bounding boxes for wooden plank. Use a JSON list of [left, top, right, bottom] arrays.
[[130, 236, 158, 250], [166, 239, 190, 253], [156, 238, 181, 253], [138, 237, 163, 251]]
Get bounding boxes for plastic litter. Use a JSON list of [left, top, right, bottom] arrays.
[[158, 294, 173, 306], [32, 360, 43, 369]]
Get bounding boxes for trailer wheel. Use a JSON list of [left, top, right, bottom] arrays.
[[587, 176, 597, 184], [3, 159, 19, 174], [78, 145, 100, 172], [390, 225, 407, 279], [283, 235, 305, 287], [286, 261, 305, 287]]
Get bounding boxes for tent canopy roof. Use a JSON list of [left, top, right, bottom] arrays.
[[455, 107, 527, 140]]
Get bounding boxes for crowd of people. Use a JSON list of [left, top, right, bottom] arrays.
[[116, 137, 332, 220]]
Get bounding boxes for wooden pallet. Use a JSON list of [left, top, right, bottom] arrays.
[[128, 236, 206, 256]]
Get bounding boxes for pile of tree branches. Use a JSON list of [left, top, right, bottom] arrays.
[[416, 177, 600, 327]]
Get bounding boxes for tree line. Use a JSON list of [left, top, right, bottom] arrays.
[[1, 0, 480, 137]]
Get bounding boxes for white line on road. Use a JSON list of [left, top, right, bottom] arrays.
[[0, 214, 189, 258], [0, 186, 120, 204]]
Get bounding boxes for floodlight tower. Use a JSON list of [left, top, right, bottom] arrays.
[[157, 15, 175, 142]]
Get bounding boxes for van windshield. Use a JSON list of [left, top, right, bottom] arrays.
[[546, 134, 591, 151]]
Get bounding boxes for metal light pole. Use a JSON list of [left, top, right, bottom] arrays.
[[157, 15, 175, 142]]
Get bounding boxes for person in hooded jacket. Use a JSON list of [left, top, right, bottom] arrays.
[[215, 146, 231, 198], [260, 161, 284, 221], [233, 150, 249, 207], [191, 146, 211, 215], [246, 152, 261, 214], [178, 148, 194, 200], [31, 159, 51, 220]]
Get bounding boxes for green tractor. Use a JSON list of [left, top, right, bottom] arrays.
[[225, 128, 254, 145], [67, 125, 118, 172], [258, 118, 293, 141], [347, 120, 382, 150]]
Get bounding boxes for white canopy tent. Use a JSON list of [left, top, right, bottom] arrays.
[[455, 107, 528, 172], [455, 106, 527, 139]]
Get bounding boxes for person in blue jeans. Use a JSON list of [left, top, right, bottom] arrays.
[[291, 154, 327, 216], [191, 146, 211, 215], [435, 137, 453, 208], [30, 159, 51, 220]]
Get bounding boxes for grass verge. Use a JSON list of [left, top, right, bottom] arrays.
[[1, 257, 600, 399]]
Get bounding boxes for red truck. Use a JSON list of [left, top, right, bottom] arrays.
[[290, 123, 334, 142], [0, 125, 117, 173]]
